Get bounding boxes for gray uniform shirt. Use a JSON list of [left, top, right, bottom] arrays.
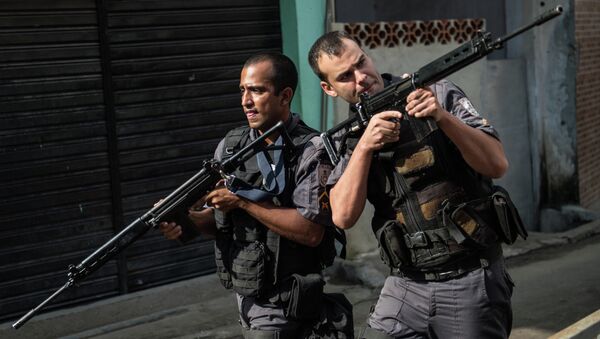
[[327, 77, 500, 186], [214, 114, 334, 227]]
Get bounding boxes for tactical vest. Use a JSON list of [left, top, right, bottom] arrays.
[[360, 78, 526, 272], [213, 117, 336, 298]]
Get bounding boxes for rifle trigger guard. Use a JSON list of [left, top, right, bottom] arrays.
[[220, 171, 234, 182]]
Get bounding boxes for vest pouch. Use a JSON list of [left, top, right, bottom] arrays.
[[214, 234, 233, 290], [442, 200, 498, 249], [230, 240, 268, 297], [285, 273, 324, 319], [491, 186, 528, 244], [376, 220, 410, 269], [404, 229, 456, 269]]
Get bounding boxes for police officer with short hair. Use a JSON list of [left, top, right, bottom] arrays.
[[160, 52, 352, 338], [308, 31, 522, 338]]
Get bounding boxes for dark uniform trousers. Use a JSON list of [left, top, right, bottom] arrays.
[[362, 254, 514, 339]]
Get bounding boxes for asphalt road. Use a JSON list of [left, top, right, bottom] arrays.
[[2, 234, 598, 338], [507, 235, 600, 338]]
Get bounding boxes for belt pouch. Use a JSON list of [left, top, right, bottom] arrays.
[[377, 220, 410, 268], [285, 273, 324, 319], [492, 186, 528, 244]]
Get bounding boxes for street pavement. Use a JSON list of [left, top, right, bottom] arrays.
[[1, 220, 599, 339]]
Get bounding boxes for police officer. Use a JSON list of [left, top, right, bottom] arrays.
[[308, 31, 520, 338], [160, 52, 351, 338]]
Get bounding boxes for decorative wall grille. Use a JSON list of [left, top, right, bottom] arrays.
[[343, 19, 485, 48]]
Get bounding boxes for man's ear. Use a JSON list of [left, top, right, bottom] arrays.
[[280, 87, 293, 105], [320, 81, 338, 97]]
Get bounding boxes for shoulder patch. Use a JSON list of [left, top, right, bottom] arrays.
[[458, 97, 480, 117], [318, 163, 333, 188], [317, 162, 333, 213]]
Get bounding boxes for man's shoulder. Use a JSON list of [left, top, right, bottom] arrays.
[[290, 117, 319, 137], [224, 124, 250, 138], [289, 117, 321, 150]]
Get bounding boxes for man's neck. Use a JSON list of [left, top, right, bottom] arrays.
[[258, 112, 292, 144]]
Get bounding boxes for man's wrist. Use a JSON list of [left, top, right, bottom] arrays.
[[236, 197, 250, 210], [356, 137, 376, 154], [435, 109, 452, 124]]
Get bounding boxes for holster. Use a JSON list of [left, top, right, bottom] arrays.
[[491, 185, 528, 244]]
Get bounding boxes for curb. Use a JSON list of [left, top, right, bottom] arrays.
[[503, 219, 600, 259]]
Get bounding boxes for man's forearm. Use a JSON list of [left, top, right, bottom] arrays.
[[238, 200, 325, 247], [330, 144, 373, 229], [188, 208, 217, 238]]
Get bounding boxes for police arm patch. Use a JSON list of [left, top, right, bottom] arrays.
[[317, 162, 333, 212]]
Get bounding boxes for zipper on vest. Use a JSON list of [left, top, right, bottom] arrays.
[[393, 173, 424, 233]]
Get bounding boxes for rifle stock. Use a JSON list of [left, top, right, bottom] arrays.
[[321, 5, 563, 164], [12, 121, 288, 329]]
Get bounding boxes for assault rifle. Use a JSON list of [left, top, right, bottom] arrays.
[[12, 121, 291, 329], [321, 5, 563, 165]]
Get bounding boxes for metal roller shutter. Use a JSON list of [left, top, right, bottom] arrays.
[[0, 0, 281, 321]]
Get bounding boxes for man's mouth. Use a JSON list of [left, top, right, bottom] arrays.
[[360, 84, 373, 96], [246, 110, 258, 119]]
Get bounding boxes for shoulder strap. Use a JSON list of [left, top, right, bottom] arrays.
[[288, 117, 318, 142], [222, 125, 251, 159]]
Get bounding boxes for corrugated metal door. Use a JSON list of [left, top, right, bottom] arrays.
[[0, 0, 281, 321]]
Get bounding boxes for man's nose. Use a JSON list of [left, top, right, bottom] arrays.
[[355, 71, 368, 85], [241, 92, 252, 106]]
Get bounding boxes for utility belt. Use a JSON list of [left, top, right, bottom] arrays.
[[390, 243, 501, 281], [375, 186, 526, 277]]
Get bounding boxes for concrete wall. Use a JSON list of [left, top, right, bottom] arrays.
[[505, 0, 579, 231]]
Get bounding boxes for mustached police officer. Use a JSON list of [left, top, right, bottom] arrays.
[[160, 52, 352, 338], [308, 31, 525, 338]]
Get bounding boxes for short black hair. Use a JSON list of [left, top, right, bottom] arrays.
[[243, 52, 298, 97], [308, 31, 355, 81]]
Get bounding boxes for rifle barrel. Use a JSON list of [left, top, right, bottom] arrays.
[[12, 281, 72, 329], [494, 5, 563, 47]]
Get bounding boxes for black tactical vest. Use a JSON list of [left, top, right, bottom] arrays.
[[361, 78, 515, 271], [213, 117, 334, 298]]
